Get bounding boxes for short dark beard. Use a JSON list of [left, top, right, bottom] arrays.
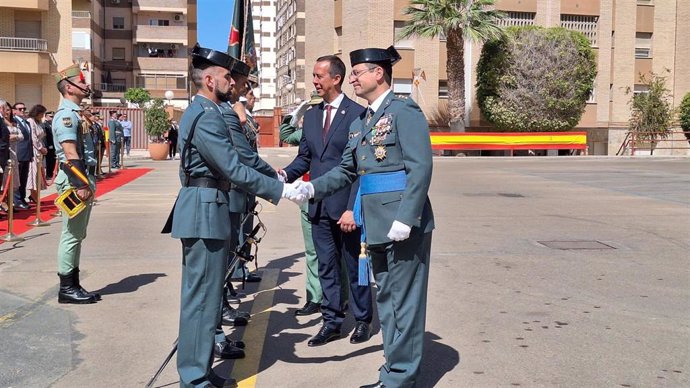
[[215, 87, 232, 103]]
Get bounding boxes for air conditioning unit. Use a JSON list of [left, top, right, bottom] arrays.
[[174, 14, 184, 21]]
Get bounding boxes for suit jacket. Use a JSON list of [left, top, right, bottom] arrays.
[[220, 103, 277, 214], [312, 92, 435, 246], [0, 118, 9, 165], [170, 95, 282, 240], [15, 117, 33, 162], [284, 95, 364, 220]]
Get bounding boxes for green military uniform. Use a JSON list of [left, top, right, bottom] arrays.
[[279, 116, 321, 304], [168, 44, 284, 388], [312, 88, 434, 388], [108, 117, 123, 168], [53, 99, 96, 275]]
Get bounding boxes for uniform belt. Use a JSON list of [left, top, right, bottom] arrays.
[[184, 176, 232, 192]]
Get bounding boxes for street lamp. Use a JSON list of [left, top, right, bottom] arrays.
[[164, 90, 174, 105]]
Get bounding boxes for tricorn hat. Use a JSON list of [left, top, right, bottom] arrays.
[[191, 43, 235, 70], [349, 46, 402, 67], [54, 63, 84, 84], [230, 58, 251, 77]]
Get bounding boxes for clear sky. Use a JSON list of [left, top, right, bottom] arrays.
[[197, 0, 234, 52]]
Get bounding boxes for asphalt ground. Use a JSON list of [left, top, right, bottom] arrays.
[[0, 150, 688, 388]]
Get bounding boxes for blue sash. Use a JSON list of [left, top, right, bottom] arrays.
[[352, 170, 407, 285]]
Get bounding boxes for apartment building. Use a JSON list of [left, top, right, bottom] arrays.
[[251, 0, 278, 116], [73, 0, 196, 108], [280, 0, 689, 155], [0, 0, 71, 110]]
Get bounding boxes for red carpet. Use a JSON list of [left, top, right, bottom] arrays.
[[0, 168, 152, 241]]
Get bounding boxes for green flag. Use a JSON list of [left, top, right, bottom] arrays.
[[228, 0, 258, 85]]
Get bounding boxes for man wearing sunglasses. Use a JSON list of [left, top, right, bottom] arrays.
[[12, 102, 32, 210]]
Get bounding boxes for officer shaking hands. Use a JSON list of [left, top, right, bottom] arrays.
[[166, 43, 304, 388], [293, 46, 435, 388]]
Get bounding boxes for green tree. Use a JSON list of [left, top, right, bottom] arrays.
[[626, 70, 675, 155], [398, 0, 505, 131], [679, 92, 690, 144], [124, 87, 151, 106], [476, 26, 597, 132], [144, 98, 169, 143]]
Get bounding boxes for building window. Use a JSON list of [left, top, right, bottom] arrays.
[[635, 32, 652, 58], [335, 27, 342, 53], [392, 79, 412, 97], [498, 11, 535, 28], [112, 47, 125, 60], [72, 31, 90, 49], [113, 16, 125, 29], [438, 80, 448, 99], [149, 19, 170, 26], [637, 0, 653, 4], [587, 86, 596, 103], [560, 14, 598, 46], [394, 21, 413, 48], [633, 84, 649, 95]]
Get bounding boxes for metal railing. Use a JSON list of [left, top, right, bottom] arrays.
[[94, 83, 128, 93], [617, 130, 690, 155], [0, 37, 48, 52], [72, 11, 91, 18]]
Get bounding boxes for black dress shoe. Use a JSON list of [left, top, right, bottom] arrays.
[[307, 325, 341, 347], [245, 272, 262, 283], [14, 202, 30, 210], [213, 341, 245, 359], [74, 267, 101, 301], [360, 381, 385, 388], [221, 307, 249, 326], [221, 305, 250, 326], [295, 301, 321, 316], [350, 321, 372, 344], [224, 335, 246, 349]]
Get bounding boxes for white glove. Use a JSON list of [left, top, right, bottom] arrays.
[[294, 180, 314, 200], [277, 169, 288, 183], [387, 220, 411, 241], [289, 100, 310, 126], [281, 182, 308, 205]]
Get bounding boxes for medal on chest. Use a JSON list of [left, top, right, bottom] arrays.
[[374, 145, 387, 161]]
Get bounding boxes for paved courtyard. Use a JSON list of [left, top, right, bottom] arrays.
[[0, 151, 688, 388]]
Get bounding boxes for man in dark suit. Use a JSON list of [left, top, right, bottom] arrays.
[[281, 55, 374, 347], [12, 102, 33, 210]]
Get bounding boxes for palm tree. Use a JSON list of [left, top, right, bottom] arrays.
[[399, 0, 505, 131]]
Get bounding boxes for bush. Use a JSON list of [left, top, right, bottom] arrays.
[[124, 87, 151, 106], [144, 98, 169, 143], [476, 26, 597, 132], [679, 92, 690, 142]]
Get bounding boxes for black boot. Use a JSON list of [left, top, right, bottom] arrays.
[[74, 267, 101, 301], [58, 271, 97, 304]]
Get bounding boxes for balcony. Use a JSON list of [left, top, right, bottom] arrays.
[[135, 57, 188, 71], [135, 74, 187, 93], [0, 37, 49, 73], [0, 37, 48, 52], [134, 25, 188, 45], [95, 83, 128, 93], [132, 0, 187, 14], [0, 0, 49, 11]]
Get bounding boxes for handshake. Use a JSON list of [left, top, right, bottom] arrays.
[[279, 170, 314, 205]]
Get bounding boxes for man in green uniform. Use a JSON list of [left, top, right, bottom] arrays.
[[167, 44, 302, 388], [278, 94, 323, 316], [107, 111, 123, 169], [52, 64, 101, 304], [296, 46, 435, 388]]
